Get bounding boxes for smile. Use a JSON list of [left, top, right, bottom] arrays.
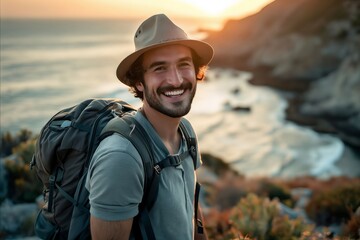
[[164, 89, 185, 97]]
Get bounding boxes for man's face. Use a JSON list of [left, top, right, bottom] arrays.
[[137, 45, 197, 118]]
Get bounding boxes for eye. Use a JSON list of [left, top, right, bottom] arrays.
[[179, 61, 192, 68], [154, 66, 166, 72]]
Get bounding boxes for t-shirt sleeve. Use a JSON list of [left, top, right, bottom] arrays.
[[86, 134, 144, 221]]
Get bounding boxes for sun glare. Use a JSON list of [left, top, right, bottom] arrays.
[[181, 0, 241, 16]]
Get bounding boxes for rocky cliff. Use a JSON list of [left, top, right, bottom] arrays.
[[205, 0, 360, 147]]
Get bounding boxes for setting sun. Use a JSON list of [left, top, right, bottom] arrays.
[[1, 0, 275, 22], [181, 0, 241, 16]]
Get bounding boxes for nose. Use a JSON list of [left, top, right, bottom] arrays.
[[167, 66, 183, 87]]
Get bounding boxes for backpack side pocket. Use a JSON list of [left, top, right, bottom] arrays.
[[34, 209, 59, 240]]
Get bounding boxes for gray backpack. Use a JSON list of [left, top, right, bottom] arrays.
[[31, 98, 201, 240]]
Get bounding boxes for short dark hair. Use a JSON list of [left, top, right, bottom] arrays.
[[125, 49, 208, 100]]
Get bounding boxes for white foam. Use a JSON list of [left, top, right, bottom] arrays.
[[188, 68, 346, 178]]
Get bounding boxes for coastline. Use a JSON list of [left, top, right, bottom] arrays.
[[189, 67, 360, 179], [209, 56, 347, 138]]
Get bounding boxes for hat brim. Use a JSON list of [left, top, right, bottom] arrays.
[[116, 39, 214, 86]]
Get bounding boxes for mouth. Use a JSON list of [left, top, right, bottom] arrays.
[[164, 89, 185, 97], [158, 82, 193, 100]]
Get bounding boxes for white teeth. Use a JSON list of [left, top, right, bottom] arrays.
[[164, 89, 184, 96]]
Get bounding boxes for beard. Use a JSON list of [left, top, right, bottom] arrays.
[[143, 81, 196, 118]]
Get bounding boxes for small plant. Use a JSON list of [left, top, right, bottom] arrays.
[[201, 153, 241, 177], [1, 129, 33, 157], [228, 193, 313, 240], [258, 179, 294, 207], [305, 183, 360, 226], [3, 138, 42, 203], [342, 208, 360, 239]]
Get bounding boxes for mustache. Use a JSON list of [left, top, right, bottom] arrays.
[[157, 82, 193, 94]]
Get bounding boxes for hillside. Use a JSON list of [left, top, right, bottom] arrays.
[[205, 0, 360, 148]]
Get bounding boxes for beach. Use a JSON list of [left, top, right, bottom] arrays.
[[1, 19, 359, 179]]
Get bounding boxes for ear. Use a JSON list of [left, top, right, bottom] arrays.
[[135, 82, 144, 92]]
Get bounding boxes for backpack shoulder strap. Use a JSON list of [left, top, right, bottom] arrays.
[[100, 114, 157, 240], [179, 118, 198, 168], [179, 118, 205, 237], [152, 118, 198, 174]]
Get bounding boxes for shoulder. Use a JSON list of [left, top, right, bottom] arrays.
[[90, 133, 143, 172], [87, 133, 145, 194], [97, 133, 140, 157]]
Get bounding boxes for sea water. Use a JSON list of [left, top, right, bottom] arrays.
[[188, 69, 347, 178], [1, 19, 141, 133], [0, 18, 211, 133], [0, 19, 354, 178]]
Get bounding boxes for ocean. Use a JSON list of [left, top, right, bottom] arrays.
[[1, 19, 142, 133], [1, 18, 358, 178], [0, 18, 214, 133]]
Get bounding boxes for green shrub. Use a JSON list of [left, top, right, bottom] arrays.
[[1, 129, 33, 157], [228, 193, 313, 240], [342, 209, 360, 239], [205, 209, 251, 240], [305, 183, 360, 226], [3, 138, 42, 203], [1, 131, 15, 157], [258, 179, 294, 207], [201, 153, 240, 177]]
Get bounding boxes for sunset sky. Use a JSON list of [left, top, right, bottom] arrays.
[[1, 0, 274, 22]]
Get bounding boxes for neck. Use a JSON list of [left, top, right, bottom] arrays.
[[141, 106, 181, 155]]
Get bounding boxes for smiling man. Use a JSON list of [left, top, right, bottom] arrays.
[[86, 14, 213, 239], [140, 45, 196, 119]]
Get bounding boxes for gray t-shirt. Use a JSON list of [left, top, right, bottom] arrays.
[[85, 112, 200, 240]]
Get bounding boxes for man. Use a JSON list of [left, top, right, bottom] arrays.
[[86, 14, 213, 239]]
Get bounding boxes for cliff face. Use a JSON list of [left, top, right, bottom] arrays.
[[300, 54, 360, 146], [205, 0, 360, 147], [207, 0, 358, 79]]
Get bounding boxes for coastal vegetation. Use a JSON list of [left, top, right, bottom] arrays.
[[201, 167, 360, 239], [0, 130, 42, 203], [1, 130, 359, 239]]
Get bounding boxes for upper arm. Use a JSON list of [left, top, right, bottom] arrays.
[[86, 134, 145, 221], [90, 215, 133, 240]]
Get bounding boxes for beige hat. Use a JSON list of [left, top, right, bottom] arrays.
[[116, 14, 214, 86]]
